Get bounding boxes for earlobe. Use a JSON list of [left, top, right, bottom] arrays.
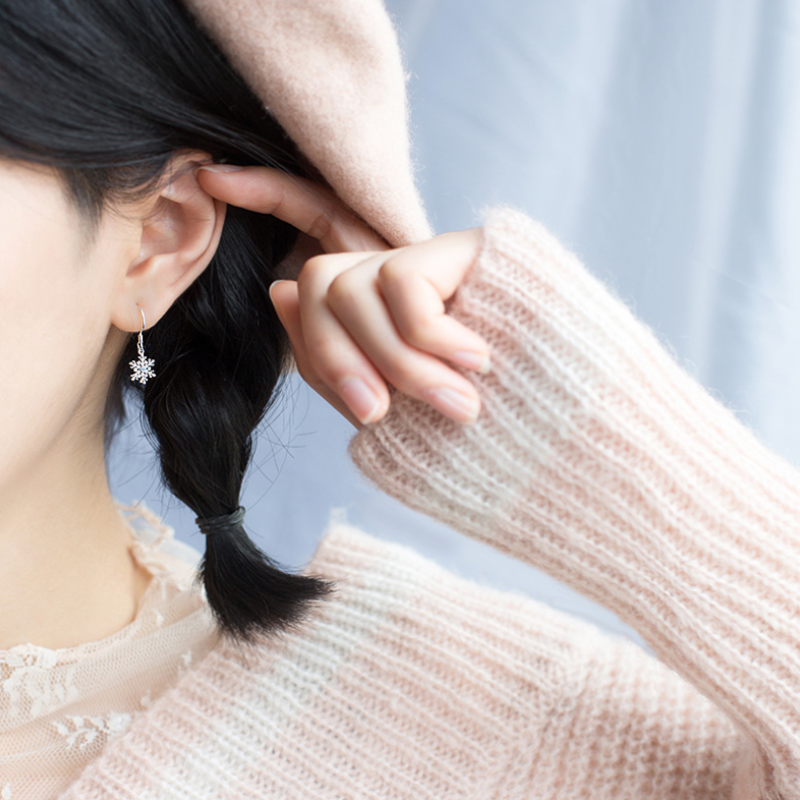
[[112, 152, 227, 333]]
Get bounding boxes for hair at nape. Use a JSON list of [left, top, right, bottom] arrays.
[[0, 0, 333, 643]]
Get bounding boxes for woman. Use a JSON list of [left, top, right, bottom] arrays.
[[0, 0, 798, 797]]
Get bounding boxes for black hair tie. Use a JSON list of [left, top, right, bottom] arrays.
[[196, 506, 246, 536]]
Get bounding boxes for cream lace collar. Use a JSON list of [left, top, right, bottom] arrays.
[[0, 501, 219, 800]]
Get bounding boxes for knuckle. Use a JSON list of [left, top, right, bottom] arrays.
[[384, 358, 423, 392], [377, 257, 407, 287], [400, 318, 436, 350], [305, 211, 333, 244], [302, 253, 347, 284], [297, 254, 327, 287], [327, 270, 361, 309]]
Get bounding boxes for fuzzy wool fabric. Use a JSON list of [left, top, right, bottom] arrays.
[[183, 0, 433, 247], [56, 210, 800, 799]]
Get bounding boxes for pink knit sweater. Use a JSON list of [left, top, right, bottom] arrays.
[[59, 209, 800, 799]]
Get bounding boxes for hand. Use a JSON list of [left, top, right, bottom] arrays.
[[197, 165, 490, 428]]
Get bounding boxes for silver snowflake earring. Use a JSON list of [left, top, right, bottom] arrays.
[[129, 304, 156, 385]]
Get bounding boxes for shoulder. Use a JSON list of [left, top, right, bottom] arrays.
[[208, 522, 608, 733], [66, 522, 708, 799]]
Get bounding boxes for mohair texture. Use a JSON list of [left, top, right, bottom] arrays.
[[184, 0, 433, 247], [59, 210, 800, 799]]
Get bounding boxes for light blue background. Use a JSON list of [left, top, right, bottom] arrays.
[[109, 0, 800, 648]]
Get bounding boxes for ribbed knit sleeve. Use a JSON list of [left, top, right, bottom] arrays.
[[349, 208, 800, 800]]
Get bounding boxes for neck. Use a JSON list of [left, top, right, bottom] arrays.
[[0, 426, 152, 651]]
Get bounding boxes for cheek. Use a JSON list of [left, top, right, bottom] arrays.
[[0, 188, 120, 487]]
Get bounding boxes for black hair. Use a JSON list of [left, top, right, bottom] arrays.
[[0, 0, 333, 643]]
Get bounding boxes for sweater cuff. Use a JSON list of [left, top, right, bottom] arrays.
[[349, 207, 800, 795]]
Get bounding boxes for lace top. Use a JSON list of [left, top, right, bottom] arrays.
[[0, 502, 219, 800]]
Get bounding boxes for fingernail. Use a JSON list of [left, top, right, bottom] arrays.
[[198, 164, 245, 173], [339, 377, 381, 425], [452, 351, 492, 374], [427, 387, 480, 424], [269, 280, 287, 300]]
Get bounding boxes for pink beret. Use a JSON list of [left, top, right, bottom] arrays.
[[185, 0, 433, 247]]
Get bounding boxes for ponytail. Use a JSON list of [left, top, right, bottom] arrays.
[[197, 508, 330, 642]]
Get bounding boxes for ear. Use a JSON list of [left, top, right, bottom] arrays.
[[111, 151, 226, 334]]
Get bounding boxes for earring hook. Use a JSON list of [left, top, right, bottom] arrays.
[[130, 303, 156, 385]]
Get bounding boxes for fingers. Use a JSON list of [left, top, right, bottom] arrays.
[[269, 226, 489, 427], [293, 252, 393, 424], [376, 230, 490, 373], [196, 165, 388, 254], [290, 247, 485, 426], [271, 259, 394, 425], [321, 260, 483, 425], [200, 166, 490, 428], [268, 279, 366, 429]]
